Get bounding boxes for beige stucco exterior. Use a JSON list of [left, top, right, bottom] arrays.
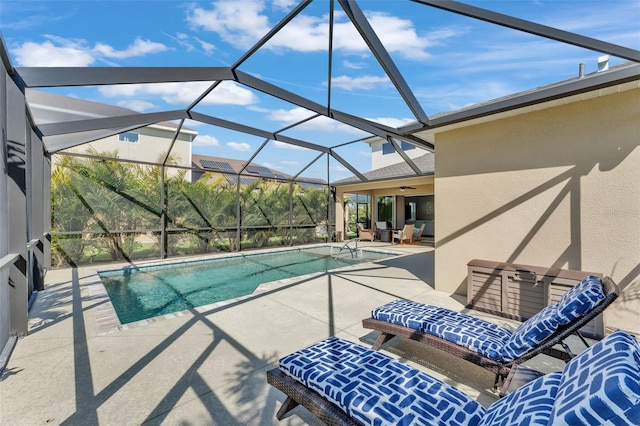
[[432, 83, 640, 335], [63, 123, 195, 179]]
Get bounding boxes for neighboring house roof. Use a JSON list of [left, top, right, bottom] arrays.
[[192, 154, 326, 188], [27, 89, 197, 135], [333, 152, 434, 186], [27, 89, 197, 153]]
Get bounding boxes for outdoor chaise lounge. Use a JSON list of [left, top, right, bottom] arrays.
[[362, 275, 619, 384], [267, 330, 640, 425]]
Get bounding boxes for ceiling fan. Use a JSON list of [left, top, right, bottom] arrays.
[[399, 186, 416, 191]]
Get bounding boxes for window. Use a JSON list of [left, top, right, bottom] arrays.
[[401, 141, 415, 151], [382, 141, 415, 155], [118, 132, 139, 143]]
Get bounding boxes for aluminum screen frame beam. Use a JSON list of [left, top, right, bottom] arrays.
[[234, 70, 431, 148], [338, 0, 428, 123], [189, 111, 330, 153], [15, 67, 234, 88], [230, 0, 313, 70], [330, 149, 368, 182], [38, 110, 188, 136], [388, 137, 423, 176], [331, 109, 434, 151], [413, 0, 640, 63]]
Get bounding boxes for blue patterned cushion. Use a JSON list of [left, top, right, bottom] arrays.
[[372, 300, 512, 361], [549, 330, 640, 425], [279, 337, 486, 426], [556, 275, 604, 325], [499, 304, 561, 362], [477, 371, 562, 426]]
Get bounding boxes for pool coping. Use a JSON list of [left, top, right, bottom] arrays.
[[84, 243, 407, 335]]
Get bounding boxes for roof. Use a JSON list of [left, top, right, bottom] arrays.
[[192, 154, 327, 188], [27, 90, 198, 135], [333, 152, 434, 186]]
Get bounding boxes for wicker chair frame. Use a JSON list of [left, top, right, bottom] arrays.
[[267, 368, 358, 425], [362, 276, 619, 380]]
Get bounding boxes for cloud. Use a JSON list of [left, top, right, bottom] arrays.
[[11, 35, 170, 66], [267, 107, 316, 124], [227, 141, 252, 151], [117, 100, 156, 112], [415, 80, 516, 112], [330, 75, 392, 91], [13, 40, 95, 66], [342, 60, 367, 70], [272, 141, 307, 150], [194, 37, 216, 54], [186, 0, 270, 49], [272, 0, 297, 11], [269, 11, 435, 60], [99, 81, 257, 106], [93, 38, 169, 59], [193, 134, 221, 147], [365, 117, 415, 128], [163, 32, 217, 56], [186, 2, 437, 59], [268, 107, 368, 135]]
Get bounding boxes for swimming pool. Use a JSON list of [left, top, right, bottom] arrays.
[[99, 245, 396, 324]]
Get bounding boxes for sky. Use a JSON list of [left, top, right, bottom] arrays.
[[1, 0, 638, 181]]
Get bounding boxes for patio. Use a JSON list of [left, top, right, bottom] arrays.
[[0, 243, 573, 425]]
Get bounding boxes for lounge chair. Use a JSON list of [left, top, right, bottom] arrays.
[[391, 224, 414, 244], [267, 330, 640, 425], [356, 223, 375, 242], [362, 275, 619, 385]]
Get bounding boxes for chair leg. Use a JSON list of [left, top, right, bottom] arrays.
[[493, 374, 502, 392], [276, 396, 299, 420], [372, 332, 395, 350]]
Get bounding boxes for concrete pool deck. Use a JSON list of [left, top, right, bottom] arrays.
[[1, 242, 568, 425]]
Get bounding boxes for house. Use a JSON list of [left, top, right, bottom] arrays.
[[191, 154, 326, 189], [27, 90, 196, 179], [332, 61, 640, 337]]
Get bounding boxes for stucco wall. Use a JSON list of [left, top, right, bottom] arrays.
[[72, 129, 192, 166], [434, 87, 640, 335], [63, 126, 193, 179]]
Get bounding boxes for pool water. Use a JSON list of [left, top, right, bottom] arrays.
[[99, 246, 394, 324]]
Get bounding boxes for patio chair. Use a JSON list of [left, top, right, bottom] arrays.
[[356, 223, 375, 242], [391, 224, 414, 244], [362, 275, 619, 386], [412, 222, 426, 242], [267, 330, 640, 425], [374, 221, 387, 240]]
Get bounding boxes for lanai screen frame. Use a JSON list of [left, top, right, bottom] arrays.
[[3, 0, 640, 262]]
